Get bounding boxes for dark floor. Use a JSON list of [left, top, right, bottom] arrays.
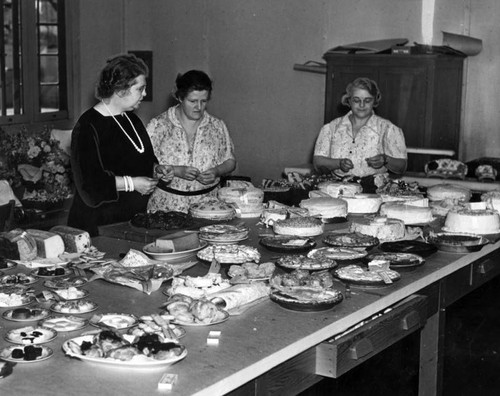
[[299, 276, 500, 396]]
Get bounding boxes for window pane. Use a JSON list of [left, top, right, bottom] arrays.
[[39, 55, 58, 83], [39, 85, 58, 112], [37, 0, 57, 23], [39, 25, 58, 54]]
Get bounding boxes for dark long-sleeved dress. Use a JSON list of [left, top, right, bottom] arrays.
[[68, 108, 158, 236]]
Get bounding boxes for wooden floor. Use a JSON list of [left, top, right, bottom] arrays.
[[299, 276, 500, 396]]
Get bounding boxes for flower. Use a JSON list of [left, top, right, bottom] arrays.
[[0, 126, 72, 203]]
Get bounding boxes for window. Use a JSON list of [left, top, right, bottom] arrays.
[[0, 0, 68, 125]]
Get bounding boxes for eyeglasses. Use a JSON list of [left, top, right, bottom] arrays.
[[350, 97, 374, 105]]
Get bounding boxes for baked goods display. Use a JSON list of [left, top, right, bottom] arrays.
[[425, 159, 468, 179], [350, 216, 405, 242], [481, 191, 500, 212], [189, 198, 236, 220], [63, 330, 187, 364], [334, 264, 401, 285], [4, 326, 57, 345], [227, 262, 276, 282], [198, 224, 249, 244], [426, 184, 471, 202], [130, 210, 194, 230], [307, 247, 368, 262], [273, 216, 324, 237], [299, 197, 347, 219], [0, 345, 53, 363], [39, 315, 88, 332], [50, 299, 98, 314], [276, 254, 337, 271], [323, 232, 379, 250], [443, 209, 500, 234], [379, 202, 434, 225], [197, 244, 261, 264], [0, 273, 38, 285], [3, 307, 50, 322], [317, 181, 362, 197], [0, 229, 37, 261], [260, 235, 316, 253], [340, 194, 382, 214], [163, 294, 229, 325], [218, 185, 264, 218], [49, 225, 91, 253], [165, 273, 231, 299]]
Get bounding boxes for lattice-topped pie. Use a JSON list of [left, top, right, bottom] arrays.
[[197, 244, 260, 264], [276, 254, 337, 271], [323, 232, 379, 249]]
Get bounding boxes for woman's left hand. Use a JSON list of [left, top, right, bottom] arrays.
[[155, 165, 174, 182], [197, 168, 218, 185], [132, 176, 159, 195], [366, 154, 387, 169]]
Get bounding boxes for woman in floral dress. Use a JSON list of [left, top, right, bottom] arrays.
[[147, 70, 236, 213]]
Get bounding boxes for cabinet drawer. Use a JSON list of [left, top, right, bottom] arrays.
[[315, 294, 427, 378], [471, 252, 500, 288]]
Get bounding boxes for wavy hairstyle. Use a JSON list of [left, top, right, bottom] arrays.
[[341, 77, 382, 108], [174, 70, 213, 101], [95, 54, 149, 100]]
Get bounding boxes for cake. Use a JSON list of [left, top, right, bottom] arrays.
[[26, 229, 65, 258], [379, 202, 434, 225], [340, 194, 382, 214], [0, 229, 37, 261], [50, 226, 91, 253], [260, 209, 288, 227], [273, 216, 324, 237], [350, 216, 405, 241], [299, 197, 347, 219], [189, 199, 236, 220], [443, 209, 500, 234], [426, 184, 471, 202], [218, 186, 264, 218], [317, 181, 362, 198], [481, 191, 500, 212]]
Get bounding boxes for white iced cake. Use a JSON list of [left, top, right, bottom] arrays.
[[299, 197, 347, 219], [350, 216, 405, 241], [481, 191, 500, 212], [317, 181, 362, 198], [273, 216, 324, 237], [379, 202, 434, 225], [218, 186, 264, 218], [443, 209, 500, 234], [426, 184, 471, 202], [340, 194, 382, 214]]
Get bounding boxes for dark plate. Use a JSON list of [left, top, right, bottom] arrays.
[[365, 252, 425, 268], [260, 236, 316, 253], [270, 291, 343, 312], [320, 216, 348, 224], [380, 240, 437, 258], [323, 232, 379, 250], [427, 233, 489, 253]]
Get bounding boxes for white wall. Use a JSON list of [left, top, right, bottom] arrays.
[[74, 0, 500, 184]]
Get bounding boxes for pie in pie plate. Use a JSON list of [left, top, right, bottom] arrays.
[[334, 264, 401, 286], [197, 244, 261, 264]]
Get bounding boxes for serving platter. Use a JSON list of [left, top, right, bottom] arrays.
[[365, 252, 425, 268], [308, 247, 368, 262], [0, 345, 53, 363], [4, 326, 57, 345], [380, 240, 437, 258], [50, 299, 98, 315], [323, 232, 379, 250], [270, 289, 343, 312], [44, 276, 88, 289], [31, 267, 73, 278], [197, 244, 261, 264], [90, 313, 138, 330], [172, 309, 229, 327], [3, 307, 50, 322], [427, 233, 489, 253], [260, 236, 316, 253], [275, 254, 337, 271], [143, 241, 208, 263], [62, 335, 187, 369]]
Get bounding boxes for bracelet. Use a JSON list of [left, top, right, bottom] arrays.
[[123, 176, 129, 192], [126, 176, 135, 192]]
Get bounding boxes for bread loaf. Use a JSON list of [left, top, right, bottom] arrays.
[[50, 225, 91, 253], [26, 229, 65, 258], [0, 229, 37, 261]]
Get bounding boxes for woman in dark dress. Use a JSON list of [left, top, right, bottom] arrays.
[[68, 54, 173, 235]]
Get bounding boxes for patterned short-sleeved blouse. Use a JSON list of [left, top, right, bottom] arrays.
[[147, 106, 235, 213], [314, 111, 407, 177]]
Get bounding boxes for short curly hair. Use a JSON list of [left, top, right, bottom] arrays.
[[174, 70, 213, 101], [95, 54, 149, 100], [341, 77, 381, 108]]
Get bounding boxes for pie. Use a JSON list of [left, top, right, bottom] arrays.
[[276, 254, 337, 270], [198, 224, 249, 242], [323, 232, 379, 248], [425, 159, 468, 179], [307, 247, 368, 261], [334, 264, 400, 284], [130, 211, 194, 230], [197, 244, 261, 264]]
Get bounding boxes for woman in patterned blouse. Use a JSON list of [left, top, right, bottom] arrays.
[[147, 70, 236, 213], [313, 77, 407, 178]]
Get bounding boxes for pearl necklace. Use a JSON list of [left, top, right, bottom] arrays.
[[102, 101, 145, 153]]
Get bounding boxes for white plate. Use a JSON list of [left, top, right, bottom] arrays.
[[39, 315, 89, 332], [62, 335, 187, 369], [50, 300, 98, 315], [52, 288, 90, 301], [173, 309, 229, 327], [0, 295, 35, 308], [27, 258, 70, 268], [2, 307, 50, 322], [0, 345, 53, 363], [142, 241, 208, 263], [5, 326, 57, 344], [90, 313, 138, 330]]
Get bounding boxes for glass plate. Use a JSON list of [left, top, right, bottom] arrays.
[[90, 313, 138, 330], [44, 276, 88, 289], [4, 326, 57, 344], [0, 295, 35, 308], [2, 307, 50, 322], [62, 335, 187, 369], [0, 345, 53, 363]]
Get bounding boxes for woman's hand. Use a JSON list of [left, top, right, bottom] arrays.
[[155, 165, 174, 182], [197, 168, 218, 185], [175, 166, 200, 181], [132, 176, 159, 195], [339, 158, 354, 172], [365, 154, 386, 169]]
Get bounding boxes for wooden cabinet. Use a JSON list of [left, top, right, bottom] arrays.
[[322, 53, 465, 172]]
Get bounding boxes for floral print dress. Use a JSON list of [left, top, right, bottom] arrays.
[[147, 106, 235, 213], [314, 111, 407, 177]]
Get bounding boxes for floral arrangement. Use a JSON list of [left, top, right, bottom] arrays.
[[0, 126, 72, 205]]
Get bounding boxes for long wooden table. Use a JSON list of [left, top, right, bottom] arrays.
[[1, 219, 499, 395]]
